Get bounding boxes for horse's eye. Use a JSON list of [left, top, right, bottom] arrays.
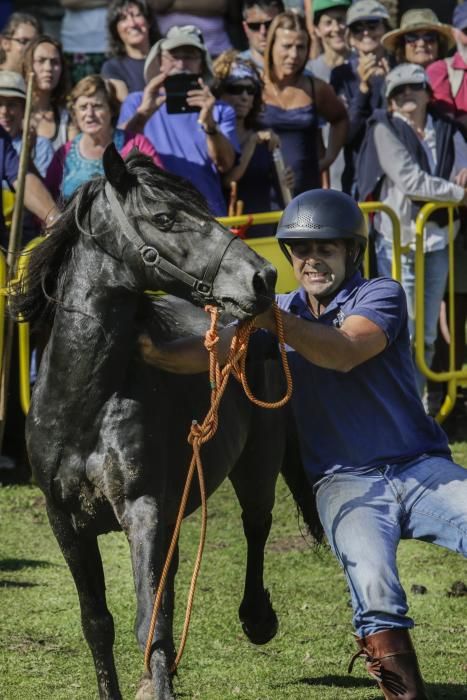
[[153, 212, 175, 230]]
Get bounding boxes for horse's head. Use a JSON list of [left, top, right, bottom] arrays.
[[101, 145, 276, 319]]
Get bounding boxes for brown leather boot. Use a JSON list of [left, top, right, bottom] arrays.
[[348, 629, 430, 699]]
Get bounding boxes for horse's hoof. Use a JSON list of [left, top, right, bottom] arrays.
[[239, 589, 279, 645], [135, 673, 156, 700]]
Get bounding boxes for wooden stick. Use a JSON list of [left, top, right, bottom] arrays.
[[0, 71, 35, 451], [228, 181, 237, 218]]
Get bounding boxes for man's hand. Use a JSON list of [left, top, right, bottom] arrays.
[[253, 306, 276, 332], [137, 72, 167, 120], [188, 78, 216, 130]]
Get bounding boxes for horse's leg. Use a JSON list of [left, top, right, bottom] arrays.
[[45, 502, 121, 699], [228, 410, 284, 646], [122, 497, 178, 700]]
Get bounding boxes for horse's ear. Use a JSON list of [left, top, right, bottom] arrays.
[[103, 143, 133, 194]]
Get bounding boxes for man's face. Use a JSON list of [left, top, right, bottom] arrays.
[[159, 45, 203, 76], [0, 96, 24, 138], [243, 4, 281, 56], [289, 239, 347, 300]]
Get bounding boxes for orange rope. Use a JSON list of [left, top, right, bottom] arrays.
[[143, 302, 292, 674]]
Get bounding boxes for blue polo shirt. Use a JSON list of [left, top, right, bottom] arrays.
[[118, 95, 238, 216], [256, 272, 450, 479]]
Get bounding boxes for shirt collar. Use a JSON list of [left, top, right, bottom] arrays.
[[289, 271, 364, 318]]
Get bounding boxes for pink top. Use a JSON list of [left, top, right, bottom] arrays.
[[427, 53, 467, 119], [45, 130, 163, 200]]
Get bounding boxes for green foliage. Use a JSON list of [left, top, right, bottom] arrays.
[[1, 444, 467, 699]]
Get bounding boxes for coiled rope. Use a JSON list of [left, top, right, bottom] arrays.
[[144, 301, 292, 674]]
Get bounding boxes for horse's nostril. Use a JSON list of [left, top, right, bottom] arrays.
[[253, 267, 277, 296]]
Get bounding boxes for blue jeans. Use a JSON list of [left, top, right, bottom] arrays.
[[315, 456, 467, 638], [375, 237, 449, 395]]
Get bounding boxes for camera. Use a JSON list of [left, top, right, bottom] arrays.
[[164, 73, 201, 114]]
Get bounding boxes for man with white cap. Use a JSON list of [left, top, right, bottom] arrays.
[[0, 71, 55, 245], [356, 62, 467, 398], [119, 25, 238, 216], [330, 0, 393, 192], [0, 71, 54, 179], [0, 72, 58, 247]]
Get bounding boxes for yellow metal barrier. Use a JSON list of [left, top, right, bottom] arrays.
[[0, 249, 6, 376], [414, 202, 465, 422], [358, 202, 403, 282], [10, 202, 402, 414], [218, 211, 297, 294]]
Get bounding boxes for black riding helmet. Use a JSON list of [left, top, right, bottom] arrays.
[[276, 190, 368, 277]]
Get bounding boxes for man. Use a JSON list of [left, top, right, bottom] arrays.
[[330, 0, 392, 193], [119, 24, 237, 216], [239, 0, 284, 70], [0, 71, 55, 244], [140, 189, 467, 699], [427, 2, 467, 132]]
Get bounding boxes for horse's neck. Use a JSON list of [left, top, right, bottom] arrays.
[[40, 239, 139, 415]]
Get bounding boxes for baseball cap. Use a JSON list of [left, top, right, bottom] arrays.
[[384, 63, 429, 98], [144, 25, 213, 82], [453, 3, 467, 31], [346, 0, 390, 27], [313, 0, 351, 17], [0, 71, 26, 99]]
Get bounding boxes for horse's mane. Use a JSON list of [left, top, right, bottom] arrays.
[[11, 152, 212, 327]]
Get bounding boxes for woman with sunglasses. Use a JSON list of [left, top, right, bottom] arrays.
[[261, 11, 347, 197], [381, 8, 454, 69], [0, 12, 41, 72], [356, 63, 467, 398], [22, 35, 75, 151], [213, 50, 293, 237]]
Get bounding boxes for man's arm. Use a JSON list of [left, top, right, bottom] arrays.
[[254, 307, 387, 373], [19, 173, 58, 225], [139, 325, 236, 374]]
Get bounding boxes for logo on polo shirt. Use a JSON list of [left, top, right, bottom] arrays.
[[333, 309, 346, 328]]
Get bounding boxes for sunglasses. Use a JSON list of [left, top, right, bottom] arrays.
[[404, 31, 438, 44], [389, 82, 426, 98], [349, 19, 382, 34], [225, 83, 257, 96], [246, 19, 273, 32]]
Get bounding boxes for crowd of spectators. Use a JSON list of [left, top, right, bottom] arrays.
[[0, 0, 467, 474]]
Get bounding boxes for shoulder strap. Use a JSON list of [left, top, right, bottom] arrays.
[[444, 56, 463, 99]]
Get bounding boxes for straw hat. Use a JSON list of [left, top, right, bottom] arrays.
[[0, 71, 26, 100], [381, 9, 455, 54]]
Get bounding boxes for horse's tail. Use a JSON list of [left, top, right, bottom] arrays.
[[281, 420, 325, 546]]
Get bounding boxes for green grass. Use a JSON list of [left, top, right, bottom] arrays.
[[1, 443, 467, 700]]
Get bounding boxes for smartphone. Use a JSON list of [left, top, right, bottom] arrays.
[[164, 73, 201, 114]]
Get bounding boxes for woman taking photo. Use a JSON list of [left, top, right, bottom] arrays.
[[213, 50, 293, 237], [46, 74, 162, 201], [261, 10, 347, 195], [22, 35, 74, 151], [101, 0, 158, 102]]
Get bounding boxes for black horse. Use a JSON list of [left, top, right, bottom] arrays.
[[13, 147, 318, 700]]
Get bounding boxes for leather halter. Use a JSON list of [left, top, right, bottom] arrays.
[[104, 182, 236, 301]]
